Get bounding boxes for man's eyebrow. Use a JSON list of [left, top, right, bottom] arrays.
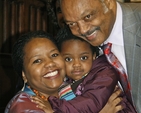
[[64, 9, 97, 23], [81, 9, 91, 17], [82, 9, 97, 17]]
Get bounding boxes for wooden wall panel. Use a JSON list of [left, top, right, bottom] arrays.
[[0, 1, 55, 112], [0, 1, 3, 49], [30, 5, 36, 31], [11, 2, 17, 37], [36, 8, 42, 30], [42, 12, 48, 31], [18, 2, 24, 34], [2, 0, 11, 52], [11, 1, 18, 47], [0, 0, 54, 53]]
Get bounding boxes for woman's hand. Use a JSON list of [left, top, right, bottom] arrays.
[[31, 96, 54, 113], [99, 86, 123, 113]]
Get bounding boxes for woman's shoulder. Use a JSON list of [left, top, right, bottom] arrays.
[[5, 91, 44, 113]]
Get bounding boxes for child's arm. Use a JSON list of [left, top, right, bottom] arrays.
[[32, 87, 123, 113]]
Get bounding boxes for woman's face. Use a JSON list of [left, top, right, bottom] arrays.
[[22, 38, 66, 96]]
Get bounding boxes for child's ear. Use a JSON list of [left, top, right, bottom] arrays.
[[93, 53, 96, 60], [22, 71, 27, 83]]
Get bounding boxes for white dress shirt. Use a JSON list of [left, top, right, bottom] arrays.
[[104, 2, 128, 75]]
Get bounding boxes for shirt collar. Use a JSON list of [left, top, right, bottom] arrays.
[[22, 84, 35, 96], [104, 2, 123, 46]]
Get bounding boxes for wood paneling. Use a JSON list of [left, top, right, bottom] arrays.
[[0, 0, 54, 53], [0, 0, 55, 112]]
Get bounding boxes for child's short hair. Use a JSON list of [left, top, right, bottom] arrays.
[[56, 26, 99, 55]]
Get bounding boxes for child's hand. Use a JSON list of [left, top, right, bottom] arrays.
[[31, 96, 54, 113]]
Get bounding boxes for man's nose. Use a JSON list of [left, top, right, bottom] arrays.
[[77, 20, 89, 35]]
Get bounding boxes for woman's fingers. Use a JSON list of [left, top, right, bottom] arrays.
[[30, 96, 48, 106], [108, 87, 122, 102], [31, 96, 43, 101], [99, 86, 124, 113], [114, 104, 124, 112], [31, 96, 54, 113], [113, 97, 122, 106]]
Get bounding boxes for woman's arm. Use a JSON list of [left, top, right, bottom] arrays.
[[99, 87, 123, 113]]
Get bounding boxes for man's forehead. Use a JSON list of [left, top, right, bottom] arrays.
[[60, 0, 98, 22]]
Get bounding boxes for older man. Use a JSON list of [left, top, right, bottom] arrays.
[[60, 0, 141, 112]]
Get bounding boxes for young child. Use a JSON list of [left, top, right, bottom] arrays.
[[32, 27, 137, 113]]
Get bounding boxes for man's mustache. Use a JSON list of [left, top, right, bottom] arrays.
[[81, 27, 100, 37]]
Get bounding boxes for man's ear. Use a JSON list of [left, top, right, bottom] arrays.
[[93, 53, 96, 60], [22, 71, 27, 83]]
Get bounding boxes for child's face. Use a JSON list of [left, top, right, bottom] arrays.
[[22, 38, 66, 96], [61, 39, 95, 80]]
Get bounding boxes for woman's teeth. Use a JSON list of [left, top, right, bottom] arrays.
[[44, 70, 58, 77]]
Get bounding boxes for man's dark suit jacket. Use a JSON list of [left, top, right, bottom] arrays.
[[120, 2, 141, 113]]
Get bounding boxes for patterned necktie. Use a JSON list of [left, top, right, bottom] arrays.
[[103, 43, 133, 104]]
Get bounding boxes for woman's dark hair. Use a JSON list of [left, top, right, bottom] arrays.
[[56, 26, 99, 56], [12, 30, 56, 77]]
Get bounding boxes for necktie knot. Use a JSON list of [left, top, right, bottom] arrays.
[[103, 43, 112, 55]]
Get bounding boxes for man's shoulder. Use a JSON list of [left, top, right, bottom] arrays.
[[119, 2, 141, 12]]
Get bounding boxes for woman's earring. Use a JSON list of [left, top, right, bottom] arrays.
[[21, 81, 25, 91], [21, 72, 27, 91]]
